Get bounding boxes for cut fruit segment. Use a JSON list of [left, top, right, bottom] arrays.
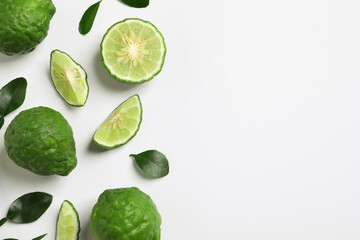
[[93, 94, 142, 149], [101, 18, 166, 84], [56, 200, 80, 240], [50, 50, 89, 106]]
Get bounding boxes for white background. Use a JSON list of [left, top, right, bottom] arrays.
[[1, 0, 360, 239]]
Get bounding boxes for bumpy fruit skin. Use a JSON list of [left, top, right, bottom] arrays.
[[91, 187, 161, 240], [4, 107, 77, 176], [0, 0, 56, 55]]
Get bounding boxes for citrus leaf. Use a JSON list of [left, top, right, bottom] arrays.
[[79, 0, 102, 35], [2, 233, 47, 240], [120, 0, 149, 8], [0, 77, 27, 117], [0, 116, 4, 129], [130, 150, 169, 178], [0, 217, 8, 226], [32, 233, 47, 240], [6, 192, 53, 224]]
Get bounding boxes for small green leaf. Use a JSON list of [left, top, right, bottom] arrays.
[[0, 77, 27, 117], [6, 192, 53, 224], [32, 233, 47, 240], [79, 0, 102, 35], [0, 116, 4, 129], [1, 233, 47, 240], [0, 217, 8, 226], [130, 150, 169, 178], [120, 0, 149, 8]]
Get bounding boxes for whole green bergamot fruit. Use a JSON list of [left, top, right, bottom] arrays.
[[0, 0, 56, 55], [4, 106, 77, 176], [91, 187, 162, 240]]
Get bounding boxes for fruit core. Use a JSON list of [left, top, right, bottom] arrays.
[[111, 110, 128, 128], [117, 32, 149, 66]]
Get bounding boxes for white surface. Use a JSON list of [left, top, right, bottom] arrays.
[[1, 0, 360, 239]]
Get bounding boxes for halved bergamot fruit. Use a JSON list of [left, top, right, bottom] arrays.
[[101, 18, 166, 84], [93, 94, 142, 149], [56, 200, 81, 240], [50, 50, 89, 106]]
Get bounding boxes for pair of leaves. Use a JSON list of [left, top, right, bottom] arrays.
[[0, 192, 53, 227], [3, 233, 47, 240], [79, 0, 149, 35], [130, 150, 169, 178], [0, 77, 27, 129]]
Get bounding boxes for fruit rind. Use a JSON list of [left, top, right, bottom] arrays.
[[4, 106, 77, 176], [0, 0, 56, 55], [90, 187, 161, 240], [56, 200, 81, 240], [100, 18, 167, 84], [50, 49, 89, 107], [93, 94, 143, 149]]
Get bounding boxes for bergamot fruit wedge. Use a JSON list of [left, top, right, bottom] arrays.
[[50, 50, 89, 107], [56, 200, 81, 240], [93, 94, 142, 149]]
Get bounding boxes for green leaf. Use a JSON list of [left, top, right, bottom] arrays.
[[0, 77, 27, 117], [120, 0, 149, 8], [0, 217, 7, 226], [6, 192, 53, 224], [0, 116, 4, 129], [79, 0, 102, 35], [32, 233, 47, 240], [1, 233, 47, 240], [130, 150, 169, 178]]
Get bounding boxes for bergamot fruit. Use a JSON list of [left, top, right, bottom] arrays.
[[0, 0, 56, 55], [91, 187, 161, 240], [4, 106, 77, 176]]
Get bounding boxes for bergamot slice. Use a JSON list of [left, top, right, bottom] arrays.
[[101, 18, 166, 84]]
